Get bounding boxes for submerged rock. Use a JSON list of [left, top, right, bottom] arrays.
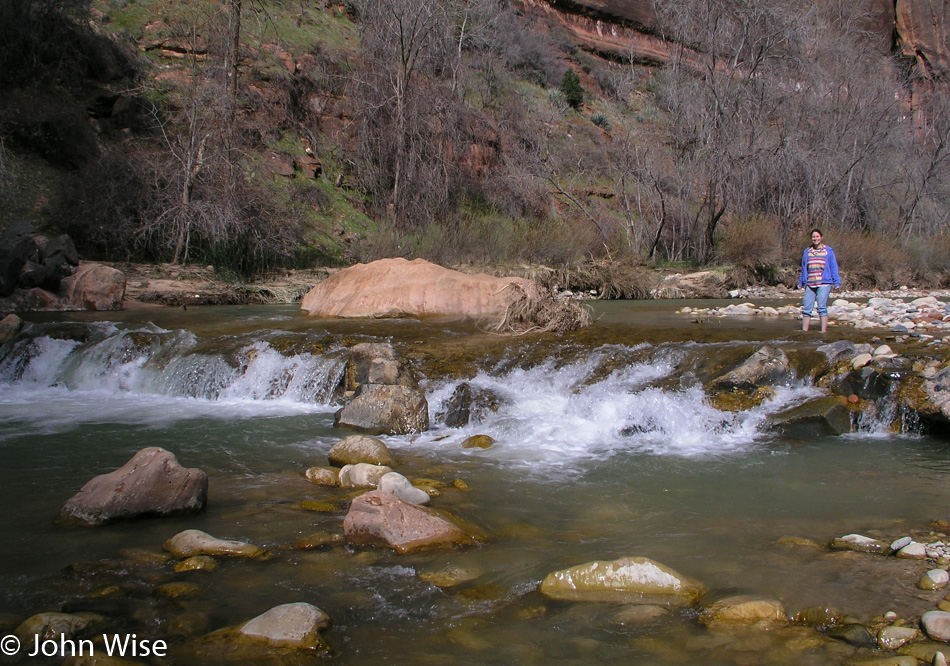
[[829, 534, 888, 554], [826, 622, 877, 647], [334, 384, 429, 435], [539, 557, 706, 606], [59, 447, 207, 525], [698, 594, 788, 628], [343, 490, 474, 554], [15, 612, 107, 643], [164, 529, 267, 559], [436, 382, 503, 428], [327, 434, 394, 467], [461, 434, 495, 449], [878, 625, 919, 649], [769, 398, 853, 437]]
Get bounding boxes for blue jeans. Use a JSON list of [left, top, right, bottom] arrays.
[[802, 284, 832, 318]]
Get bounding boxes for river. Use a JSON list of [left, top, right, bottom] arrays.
[[0, 301, 946, 664]]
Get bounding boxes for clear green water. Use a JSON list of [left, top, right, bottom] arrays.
[[0, 301, 947, 664]]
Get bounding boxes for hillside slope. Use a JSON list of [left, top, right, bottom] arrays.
[[1, 0, 949, 288]]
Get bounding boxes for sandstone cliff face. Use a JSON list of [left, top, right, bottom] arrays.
[[897, 0, 950, 80], [518, 0, 671, 63], [526, 0, 950, 84]]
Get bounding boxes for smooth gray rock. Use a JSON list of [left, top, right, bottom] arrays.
[[712, 345, 790, 390], [334, 384, 429, 435], [239, 602, 330, 646]]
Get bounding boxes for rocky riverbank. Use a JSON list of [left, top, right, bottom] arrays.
[[681, 294, 950, 345]]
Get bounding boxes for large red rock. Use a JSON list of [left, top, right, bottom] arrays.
[[59, 447, 208, 525], [343, 490, 472, 554], [896, 0, 950, 79], [300, 258, 540, 319], [61, 262, 126, 311]]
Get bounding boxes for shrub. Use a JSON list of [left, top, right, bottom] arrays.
[[559, 70, 584, 109], [590, 113, 611, 131], [716, 214, 782, 268]]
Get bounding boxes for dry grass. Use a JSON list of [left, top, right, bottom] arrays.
[[490, 283, 592, 334], [553, 259, 656, 299]]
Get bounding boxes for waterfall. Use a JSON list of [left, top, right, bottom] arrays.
[[0, 322, 347, 428]]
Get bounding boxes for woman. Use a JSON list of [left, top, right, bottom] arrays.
[[797, 228, 840, 333]]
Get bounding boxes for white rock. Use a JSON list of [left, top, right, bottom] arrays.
[[897, 541, 928, 559], [240, 602, 330, 646], [873, 345, 893, 356], [890, 536, 913, 551], [878, 624, 918, 649], [852, 354, 873, 370], [377, 472, 431, 505], [922, 610, 950, 642], [920, 569, 950, 590], [338, 463, 393, 488]]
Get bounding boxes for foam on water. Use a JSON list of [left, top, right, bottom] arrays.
[[0, 324, 343, 432], [415, 346, 823, 463]]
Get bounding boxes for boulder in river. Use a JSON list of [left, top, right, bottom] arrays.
[[327, 434, 394, 467], [711, 345, 790, 390], [767, 397, 853, 437], [343, 489, 474, 554], [239, 602, 330, 647], [344, 342, 417, 390], [334, 384, 429, 435], [164, 529, 268, 559], [59, 447, 207, 525], [539, 557, 706, 606], [300, 258, 589, 332], [698, 594, 788, 628], [61, 262, 126, 311], [338, 462, 393, 488], [300, 257, 541, 319]]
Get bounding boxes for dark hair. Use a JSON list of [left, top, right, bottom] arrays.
[[810, 228, 823, 237]]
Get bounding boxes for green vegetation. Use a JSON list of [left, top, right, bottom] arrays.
[[1, 0, 949, 288]]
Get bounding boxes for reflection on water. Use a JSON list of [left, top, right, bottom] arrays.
[[0, 302, 948, 664]]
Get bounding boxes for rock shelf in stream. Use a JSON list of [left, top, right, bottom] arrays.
[[681, 295, 950, 340]]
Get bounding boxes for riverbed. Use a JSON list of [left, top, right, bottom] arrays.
[[0, 300, 947, 664]]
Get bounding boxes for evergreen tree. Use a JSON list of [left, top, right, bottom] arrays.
[[560, 69, 584, 109]]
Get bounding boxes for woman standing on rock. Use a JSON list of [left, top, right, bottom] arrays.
[[797, 228, 840, 333]]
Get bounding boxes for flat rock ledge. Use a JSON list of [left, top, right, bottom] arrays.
[[58, 447, 207, 525], [539, 557, 707, 606]]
